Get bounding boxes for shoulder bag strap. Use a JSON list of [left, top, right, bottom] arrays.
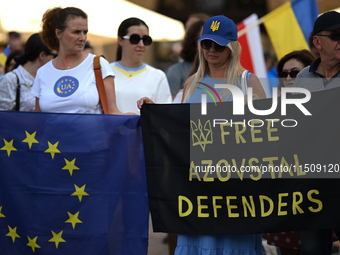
[[93, 55, 109, 114], [13, 72, 20, 111], [240, 70, 249, 96]]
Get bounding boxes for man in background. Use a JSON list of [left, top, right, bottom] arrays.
[[294, 10, 340, 255]]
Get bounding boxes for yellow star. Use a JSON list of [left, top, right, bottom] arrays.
[[71, 184, 89, 202], [6, 225, 20, 243], [62, 158, 79, 176], [0, 206, 5, 218], [48, 230, 66, 249], [22, 131, 39, 149], [27, 236, 40, 253], [1, 139, 17, 157], [65, 211, 82, 229], [44, 141, 61, 159]]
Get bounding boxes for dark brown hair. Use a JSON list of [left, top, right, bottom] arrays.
[[5, 49, 23, 73], [11, 33, 52, 70], [180, 20, 205, 62], [277, 49, 315, 90], [40, 7, 87, 51]]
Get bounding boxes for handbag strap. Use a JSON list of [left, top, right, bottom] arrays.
[[13, 72, 20, 111], [240, 70, 249, 96], [93, 55, 109, 114]]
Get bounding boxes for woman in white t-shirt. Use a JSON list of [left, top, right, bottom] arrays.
[[32, 7, 121, 114], [110, 17, 172, 115]]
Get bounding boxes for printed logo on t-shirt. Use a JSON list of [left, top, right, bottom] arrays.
[[54, 76, 79, 97]]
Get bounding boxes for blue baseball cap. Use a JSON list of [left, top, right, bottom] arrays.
[[198, 15, 238, 46]]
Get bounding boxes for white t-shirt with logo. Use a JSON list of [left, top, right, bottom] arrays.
[[32, 53, 114, 114]]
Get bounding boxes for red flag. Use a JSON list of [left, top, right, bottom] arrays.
[[237, 14, 270, 97]]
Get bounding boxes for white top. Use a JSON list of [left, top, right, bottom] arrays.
[[172, 89, 183, 103], [32, 53, 114, 114], [0, 65, 35, 111], [110, 61, 172, 115]]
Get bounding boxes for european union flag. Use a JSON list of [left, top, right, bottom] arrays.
[[0, 111, 148, 254]]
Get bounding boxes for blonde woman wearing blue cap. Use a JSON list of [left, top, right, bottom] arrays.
[[181, 15, 265, 103], [179, 14, 265, 255], [137, 15, 266, 254], [137, 15, 265, 106]]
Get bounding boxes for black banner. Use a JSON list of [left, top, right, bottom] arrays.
[[141, 87, 340, 235]]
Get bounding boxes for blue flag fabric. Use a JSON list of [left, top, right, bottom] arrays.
[[263, 0, 319, 60], [0, 111, 148, 255], [291, 0, 319, 41]]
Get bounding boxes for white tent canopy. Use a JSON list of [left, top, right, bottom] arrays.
[[0, 0, 185, 46]]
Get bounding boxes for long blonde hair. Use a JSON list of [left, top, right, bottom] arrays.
[[183, 40, 242, 103]]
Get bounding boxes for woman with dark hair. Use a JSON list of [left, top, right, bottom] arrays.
[[32, 7, 121, 114], [0, 33, 55, 111], [110, 17, 171, 115], [167, 19, 205, 100], [276, 49, 315, 96]]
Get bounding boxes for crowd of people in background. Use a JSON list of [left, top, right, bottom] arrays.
[[1, 5, 340, 255], [0, 10, 299, 113], [0, 33, 56, 111]]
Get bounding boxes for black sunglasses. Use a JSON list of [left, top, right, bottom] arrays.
[[200, 40, 226, 52], [278, 70, 300, 79], [50, 53, 58, 59], [46, 52, 58, 58], [122, 34, 152, 46], [316, 33, 340, 41]]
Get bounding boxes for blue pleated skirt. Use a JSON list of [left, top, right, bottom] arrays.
[[175, 234, 264, 255]]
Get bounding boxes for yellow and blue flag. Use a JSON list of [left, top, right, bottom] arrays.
[[0, 46, 11, 68], [263, 0, 319, 60], [0, 111, 148, 255]]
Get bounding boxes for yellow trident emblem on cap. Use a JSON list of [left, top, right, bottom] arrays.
[[210, 21, 220, 32]]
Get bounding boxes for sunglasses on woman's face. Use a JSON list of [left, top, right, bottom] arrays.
[[46, 52, 58, 58], [122, 34, 152, 46], [316, 33, 340, 41], [278, 70, 300, 78], [200, 40, 226, 52], [50, 53, 58, 59]]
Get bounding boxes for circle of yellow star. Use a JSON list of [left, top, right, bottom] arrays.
[[0, 206, 5, 218], [48, 230, 66, 249], [1, 139, 17, 157], [65, 211, 82, 229], [6, 225, 20, 243], [22, 131, 39, 149], [44, 141, 61, 159], [71, 184, 89, 202], [27, 236, 41, 253], [62, 158, 80, 176]]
